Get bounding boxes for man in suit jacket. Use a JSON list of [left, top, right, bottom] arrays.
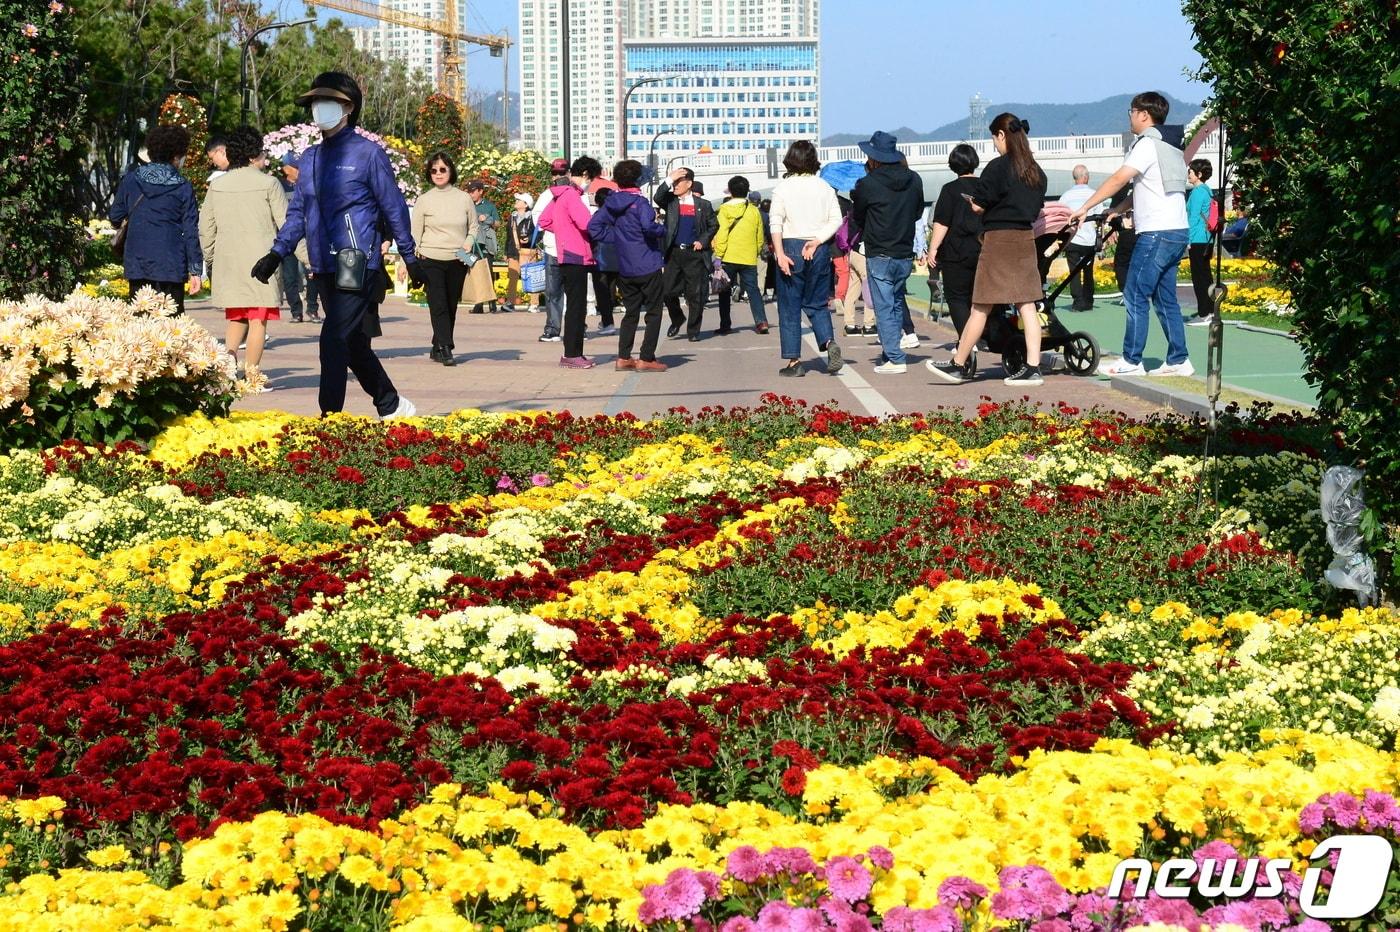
[[654, 166, 718, 341]]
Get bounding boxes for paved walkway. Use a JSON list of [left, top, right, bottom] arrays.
[[907, 269, 1315, 409], [189, 295, 1168, 421]]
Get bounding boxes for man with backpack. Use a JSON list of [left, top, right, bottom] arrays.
[[1185, 158, 1217, 326], [851, 131, 924, 374], [1068, 91, 1194, 378]]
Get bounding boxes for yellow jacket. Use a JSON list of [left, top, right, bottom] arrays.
[[711, 198, 765, 266]]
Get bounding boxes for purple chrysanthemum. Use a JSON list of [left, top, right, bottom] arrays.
[[824, 855, 874, 902]]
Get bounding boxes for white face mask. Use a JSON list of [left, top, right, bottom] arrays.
[[312, 100, 346, 131]]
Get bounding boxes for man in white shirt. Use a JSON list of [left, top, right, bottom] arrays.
[[1056, 165, 1102, 311], [1069, 91, 1193, 377]]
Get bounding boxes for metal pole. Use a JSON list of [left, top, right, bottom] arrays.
[[240, 19, 313, 126], [503, 32, 510, 145], [646, 128, 673, 196], [620, 76, 660, 160]]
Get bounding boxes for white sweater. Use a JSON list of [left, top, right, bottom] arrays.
[[769, 173, 842, 242]]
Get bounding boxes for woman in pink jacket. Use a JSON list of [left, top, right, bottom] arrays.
[[537, 156, 598, 369]]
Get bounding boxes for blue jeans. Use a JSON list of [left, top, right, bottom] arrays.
[[866, 255, 914, 364], [775, 238, 834, 360], [1123, 229, 1189, 366], [718, 262, 768, 327]]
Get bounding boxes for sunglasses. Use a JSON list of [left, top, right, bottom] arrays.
[[430, 166, 450, 174]]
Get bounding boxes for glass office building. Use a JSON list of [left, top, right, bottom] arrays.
[[622, 39, 820, 158], [520, 0, 819, 163]]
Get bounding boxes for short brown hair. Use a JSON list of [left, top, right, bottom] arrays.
[[1131, 91, 1170, 126], [782, 140, 820, 176]]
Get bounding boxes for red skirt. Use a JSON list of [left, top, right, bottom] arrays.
[[225, 307, 281, 321]]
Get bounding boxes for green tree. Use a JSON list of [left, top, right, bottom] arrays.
[[69, 1, 433, 216], [0, 0, 88, 298], [416, 93, 466, 165], [1184, 1, 1400, 531], [70, 0, 231, 211], [253, 18, 433, 140]]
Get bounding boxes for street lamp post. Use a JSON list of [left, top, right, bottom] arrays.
[[646, 129, 675, 196], [240, 18, 314, 125], [620, 75, 670, 161]]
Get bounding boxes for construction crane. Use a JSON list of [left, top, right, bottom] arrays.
[[308, 0, 508, 108]]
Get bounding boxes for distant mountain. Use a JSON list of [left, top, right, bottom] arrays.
[[823, 93, 1204, 145], [475, 92, 519, 131]]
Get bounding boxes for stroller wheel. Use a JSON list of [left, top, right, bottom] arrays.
[[1001, 343, 1026, 376], [1062, 332, 1100, 376]]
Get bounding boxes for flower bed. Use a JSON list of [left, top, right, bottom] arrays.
[[0, 398, 1386, 929]]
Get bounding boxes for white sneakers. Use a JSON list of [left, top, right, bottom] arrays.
[[1097, 359, 1146, 376], [382, 396, 417, 420], [1096, 358, 1197, 377], [872, 360, 907, 374], [899, 333, 920, 350]]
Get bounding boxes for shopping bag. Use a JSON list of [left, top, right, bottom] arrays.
[[521, 258, 547, 294]]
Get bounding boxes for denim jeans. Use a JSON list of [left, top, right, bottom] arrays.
[[1122, 229, 1189, 365], [775, 238, 834, 360], [543, 253, 565, 336], [866, 255, 914, 364], [717, 262, 768, 327]]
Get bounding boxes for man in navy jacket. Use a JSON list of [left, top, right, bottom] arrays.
[[252, 72, 422, 419]]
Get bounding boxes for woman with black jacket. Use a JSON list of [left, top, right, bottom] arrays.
[[928, 113, 1047, 387]]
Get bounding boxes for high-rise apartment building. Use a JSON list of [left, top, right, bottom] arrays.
[[519, 0, 819, 164], [350, 0, 470, 93]]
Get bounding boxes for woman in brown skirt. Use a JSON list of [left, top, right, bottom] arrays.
[[928, 112, 1048, 386]]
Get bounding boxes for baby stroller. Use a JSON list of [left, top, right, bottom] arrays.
[[976, 213, 1106, 377]]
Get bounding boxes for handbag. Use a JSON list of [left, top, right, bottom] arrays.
[[334, 213, 367, 291], [521, 258, 547, 293], [834, 212, 862, 253], [709, 260, 731, 296], [110, 193, 145, 261]]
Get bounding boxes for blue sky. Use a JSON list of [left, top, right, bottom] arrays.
[[295, 0, 1208, 134]]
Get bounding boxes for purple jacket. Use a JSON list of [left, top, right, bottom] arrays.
[[586, 188, 664, 278], [272, 129, 415, 274]]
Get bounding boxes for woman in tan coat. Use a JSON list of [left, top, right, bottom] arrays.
[[199, 126, 295, 390]]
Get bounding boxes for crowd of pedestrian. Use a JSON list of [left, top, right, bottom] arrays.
[[110, 78, 1221, 411]]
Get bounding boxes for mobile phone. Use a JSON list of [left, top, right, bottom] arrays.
[[961, 193, 975, 203]]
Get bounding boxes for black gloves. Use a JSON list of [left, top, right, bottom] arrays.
[[251, 251, 282, 284], [402, 258, 425, 287]]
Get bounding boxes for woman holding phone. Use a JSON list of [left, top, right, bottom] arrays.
[[409, 151, 478, 366], [928, 113, 1047, 386]]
